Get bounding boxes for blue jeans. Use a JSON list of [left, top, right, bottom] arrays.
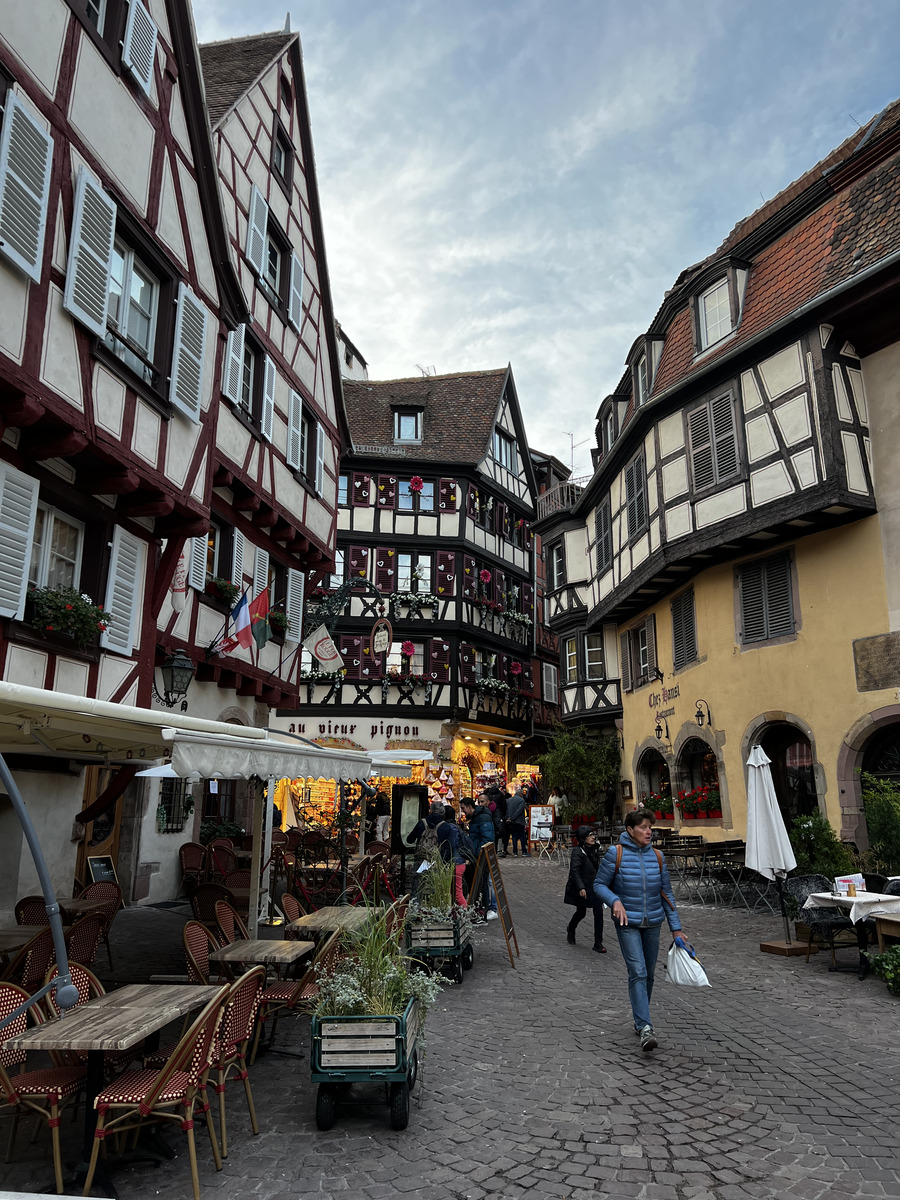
[[614, 922, 662, 1031]]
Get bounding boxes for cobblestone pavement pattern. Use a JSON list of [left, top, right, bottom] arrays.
[[1, 858, 899, 1199]]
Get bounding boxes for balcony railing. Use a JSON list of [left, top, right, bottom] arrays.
[[537, 475, 591, 521]]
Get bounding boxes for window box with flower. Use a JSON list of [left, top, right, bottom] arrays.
[[676, 785, 721, 820], [205, 577, 241, 609], [25, 586, 112, 650]]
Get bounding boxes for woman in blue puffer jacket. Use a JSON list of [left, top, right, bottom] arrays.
[[593, 808, 689, 1053]]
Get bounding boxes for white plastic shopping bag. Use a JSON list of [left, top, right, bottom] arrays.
[[665, 936, 711, 987]]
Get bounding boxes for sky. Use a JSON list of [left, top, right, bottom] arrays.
[[192, 1, 900, 477]]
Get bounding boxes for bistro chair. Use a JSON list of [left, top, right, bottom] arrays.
[[279, 892, 306, 926], [179, 842, 207, 892], [863, 874, 888, 894], [223, 869, 251, 891], [208, 844, 238, 882], [214, 901, 249, 948], [784, 874, 855, 965], [284, 829, 304, 853], [43, 963, 140, 1075], [13, 896, 48, 926], [250, 930, 342, 1064], [184, 920, 232, 986], [365, 840, 391, 857], [82, 986, 229, 1200], [210, 966, 265, 1158], [64, 915, 105, 967], [271, 829, 287, 847], [191, 883, 235, 928], [0, 981, 87, 1194], [1, 927, 56, 992], [80, 881, 123, 969]]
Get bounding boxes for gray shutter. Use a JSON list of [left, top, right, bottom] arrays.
[[739, 560, 766, 643], [170, 283, 207, 422], [315, 423, 326, 494], [231, 528, 245, 587], [0, 464, 39, 618], [0, 93, 53, 283], [672, 589, 697, 671], [188, 535, 207, 591], [596, 498, 612, 575], [711, 393, 738, 480], [261, 356, 276, 441], [288, 250, 304, 328], [645, 613, 657, 679], [287, 390, 303, 469], [625, 460, 637, 537], [63, 167, 115, 336], [122, 0, 158, 95], [634, 456, 647, 531], [619, 632, 632, 692], [222, 324, 245, 404], [765, 553, 794, 638], [246, 185, 268, 276], [285, 568, 305, 641], [252, 546, 269, 597], [688, 405, 715, 490], [101, 527, 145, 655]]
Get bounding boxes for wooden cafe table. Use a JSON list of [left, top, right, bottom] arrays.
[[286, 905, 372, 937], [2, 982, 221, 1187], [208, 938, 314, 968], [0, 924, 64, 958]]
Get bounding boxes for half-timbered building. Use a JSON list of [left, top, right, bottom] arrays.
[[536, 98, 900, 847]]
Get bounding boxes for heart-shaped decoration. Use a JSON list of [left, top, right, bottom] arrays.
[[363, 647, 370, 654], [353, 659, 360, 666], [377, 560, 383, 567], [442, 643, 449, 651], [438, 587, 444, 593], [387, 550, 394, 556], [362, 668, 369, 675], [354, 480, 361, 487], [390, 477, 396, 484], [378, 484, 384, 491], [431, 672, 437, 679], [464, 567, 470, 574]]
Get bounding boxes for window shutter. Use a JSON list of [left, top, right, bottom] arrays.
[[222, 324, 245, 404], [688, 405, 715, 490], [498, 653, 511, 683], [288, 250, 304, 329], [0, 93, 53, 283], [542, 662, 558, 704], [522, 582, 534, 619], [522, 662, 533, 692], [252, 546, 269, 597], [170, 283, 207, 422], [101, 527, 145, 655], [619, 632, 632, 692], [596, 498, 612, 575], [231, 529, 245, 587], [351, 472, 371, 506], [645, 613, 657, 679], [377, 474, 397, 508], [0, 464, 39, 618], [739, 560, 766, 643], [122, 0, 158, 95], [374, 546, 395, 593], [436, 550, 455, 597], [347, 545, 369, 581], [428, 638, 451, 683], [439, 478, 457, 511], [711, 393, 738, 480], [259, 356, 276, 441], [285, 568, 304, 641], [245, 185, 268, 275], [461, 554, 477, 600], [459, 643, 477, 685], [63, 168, 115, 335], [287, 390, 303, 469], [495, 501, 506, 536], [672, 589, 697, 672], [315, 423, 326, 495], [339, 634, 362, 680], [188, 535, 207, 591], [466, 486, 477, 519], [624, 460, 637, 536], [765, 553, 794, 638], [634, 458, 647, 532]]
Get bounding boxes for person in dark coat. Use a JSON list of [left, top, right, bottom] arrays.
[[505, 785, 529, 857], [565, 825, 605, 952], [461, 796, 499, 919]]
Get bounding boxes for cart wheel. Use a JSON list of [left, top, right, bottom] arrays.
[[462, 943, 474, 971], [407, 1048, 419, 1091], [389, 1081, 410, 1130], [315, 1084, 336, 1130], [451, 955, 464, 985]]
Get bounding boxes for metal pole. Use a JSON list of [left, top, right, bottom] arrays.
[[338, 780, 348, 905], [777, 875, 792, 944], [0, 754, 78, 1026]]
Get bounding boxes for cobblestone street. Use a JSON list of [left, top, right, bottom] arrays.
[[2, 856, 899, 1200]]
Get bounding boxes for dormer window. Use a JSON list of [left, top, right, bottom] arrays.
[[699, 278, 733, 349], [603, 409, 615, 453], [394, 409, 422, 442]]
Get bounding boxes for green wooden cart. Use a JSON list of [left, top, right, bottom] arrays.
[[310, 997, 420, 1130], [405, 915, 474, 984]]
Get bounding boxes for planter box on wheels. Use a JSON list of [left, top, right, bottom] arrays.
[[405, 916, 473, 984]]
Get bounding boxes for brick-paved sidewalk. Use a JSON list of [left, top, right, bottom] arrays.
[[2, 857, 899, 1199]]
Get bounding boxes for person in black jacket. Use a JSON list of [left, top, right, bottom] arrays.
[[565, 826, 605, 952]]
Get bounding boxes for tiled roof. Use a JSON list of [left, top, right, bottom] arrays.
[[198, 32, 295, 127], [342, 369, 509, 464]]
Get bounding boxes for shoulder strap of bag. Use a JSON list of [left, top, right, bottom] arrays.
[[612, 843, 622, 882], [655, 847, 675, 910]]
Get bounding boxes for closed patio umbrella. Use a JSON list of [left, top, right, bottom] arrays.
[[745, 744, 797, 943]]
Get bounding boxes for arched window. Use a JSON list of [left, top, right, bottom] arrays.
[[679, 737, 719, 791], [637, 749, 671, 811], [862, 724, 900, 782]]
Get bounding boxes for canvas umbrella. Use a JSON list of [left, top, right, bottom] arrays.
[[745, 744, 797, 942]]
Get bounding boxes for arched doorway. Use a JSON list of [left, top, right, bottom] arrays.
[[861, 724, 900, 782], [760, 722, 818, 824], [637, 748, 671, 809]]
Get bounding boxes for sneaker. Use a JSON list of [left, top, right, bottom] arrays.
[[521, 852, 531, 856], [639, 1025, 658, 1052], [486, 910, 499, 921], [592, 944, 607, 954]]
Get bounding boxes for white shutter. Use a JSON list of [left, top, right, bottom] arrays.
[[285, 568, 305, 642], [188, 535, 207, 591], [287, 390, 303, 469], [63, 168, 116, 336], [0, 464, 39, 619], [245, 185, 268, 276], [541, 662, 558, 705], [170, 282, 207, 422], [222, 323, 245, 404], [261, 356, 276, 441], [288, 250, 304, 328], [252, 546, 269, 597], [231, 528, 245, 587], [101, 527, 145, 655], [122, 0, 158, 96], [315, 422, 326, 494], [0, 93, 53, 283]]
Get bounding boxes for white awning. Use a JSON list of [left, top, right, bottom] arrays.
[[163, 730, 372, 782]]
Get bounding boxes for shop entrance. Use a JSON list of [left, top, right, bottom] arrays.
[[759, 723, 818, 825]]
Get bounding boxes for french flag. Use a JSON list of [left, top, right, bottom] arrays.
[[230, 592, 253, 650]]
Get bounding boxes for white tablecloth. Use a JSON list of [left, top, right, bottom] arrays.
[[803, 891, 900, 925]]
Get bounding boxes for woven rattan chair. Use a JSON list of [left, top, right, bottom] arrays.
[[44, 963, 138, 1074], [191, 883, 234, 928], [179, 842, 207, 892], [80, 881, 123, 969], [210, 967, 265, 1158], [13, 896, 48, 926], [1, 927, 56, 991], [223, 869, 251, 891], [207, 844, 237, 881], [250, 930, 341, 1064], [0, 982, 87, 1194], [784, 874, 855, 965], [214, 901, 249, 949], [184, 920, 231, 985], [82, 985, 229, 1200], [64, 915, 105, 967]]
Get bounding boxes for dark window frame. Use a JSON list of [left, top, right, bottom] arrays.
[[393, 408, 422, 444], [64, 0, 128, 75], [546, 540, 566, 591], [270, 114, 294, 201], [595, 496, 613, 575]]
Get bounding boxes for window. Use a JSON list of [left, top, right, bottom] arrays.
[[280, 74, 292, 111], [546, 541, 566, 590], [387, 641, 424, 673], [671, 588, 697, 671], [85, 0, 108, 30], [738, 552, 795, 645], [699, 279, 732, 349], [67, 1, 158, 94], [271, 119, 293, 196], [398, 478, 434, 511], [542, 662, 558, 704], [584, 633, 604, 680], [394, 409, 422, 443], [619, 615, 657, 692], [397, 553, 432, 593], [564, 637, 577, 684], [686, 393, 738, 491], [595, 497, 612, 576], [624, 453, 648, 539], [202, 779, 236, 822], [245, 186, 303, 327], [287, 391, 324, 490], [636, 354, 648, 406], [157, 779, 190, 834], [330, 548, 345, 590], [338, 475, 349, 506], [27, 505, 84, 591], [474, 649, 497, 680], [104, 241, 159, 382], [604, 410, 615, 453], [493, 429, 516, 470]]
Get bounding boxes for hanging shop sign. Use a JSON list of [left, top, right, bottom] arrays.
[[370, 617, 393, 658]]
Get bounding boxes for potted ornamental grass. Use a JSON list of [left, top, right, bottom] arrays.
[[405, 853, 474, 983]]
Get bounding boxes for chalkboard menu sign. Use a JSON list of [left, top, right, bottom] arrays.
[[87, 855, 118, 885], [468, 843, 519, 968]]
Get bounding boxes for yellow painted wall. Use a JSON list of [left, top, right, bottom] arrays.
[[620, 517, 893, 841]]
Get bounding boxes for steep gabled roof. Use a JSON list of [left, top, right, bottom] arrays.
[[198, 31, 295, 127]]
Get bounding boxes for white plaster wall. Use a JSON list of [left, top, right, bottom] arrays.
[[0, 0, 67, 97], [14, 771, 86, 900], [0, 257, 29, 364], [758, 342, 804, 398], [134, 788, 185, 905]]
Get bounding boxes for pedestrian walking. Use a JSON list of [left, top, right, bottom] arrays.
[[436, 805, 469, 908], [505, 784, 529, 856], [593, 807, 688, 1053], [373, 790, 391, 843], [564, 825, 605, 952]]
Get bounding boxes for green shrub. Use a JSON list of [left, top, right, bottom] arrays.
[[788, 810, 855, 878], [867, 945, 900, 995], [199, 818, 245, 846], [860, 774, 900, 874], [537, 726, 620, 814]]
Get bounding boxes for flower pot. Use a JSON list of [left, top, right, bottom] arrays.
[[653, 811, 663, 820], [696, 811, 709, 820], [682, 812, 696, 820], [708, 809, 723, 819]]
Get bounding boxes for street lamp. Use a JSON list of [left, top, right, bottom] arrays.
[[695, 699, 712, 728], [153, 648, 195, 710], [654, 717, 669, 742]]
